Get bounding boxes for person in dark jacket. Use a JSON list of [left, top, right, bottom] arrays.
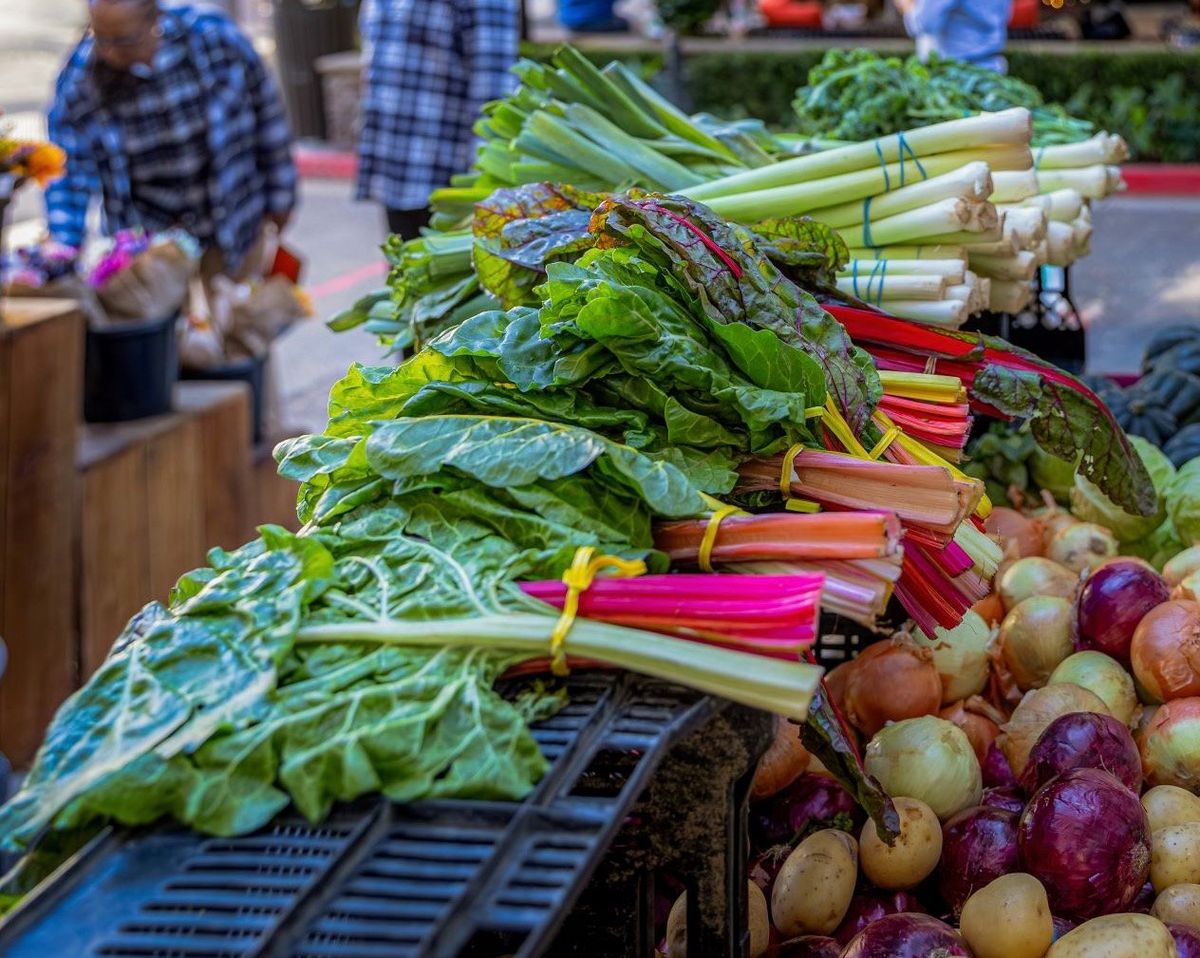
[[355, 0, 519, 241], [45, 0, 297, 278]]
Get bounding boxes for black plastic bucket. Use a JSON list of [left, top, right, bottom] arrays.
[[181, 355, 266, 444], [84, 313, 179, 423]]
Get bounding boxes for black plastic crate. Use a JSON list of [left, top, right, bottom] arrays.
[[0, 672, 771, 958]]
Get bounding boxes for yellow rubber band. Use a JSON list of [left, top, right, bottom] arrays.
[[549, 546, 646, 676], [780, 443, 806, 499], [698, 505, 743, 572], [823, 395, 870, 459], [868, 426, 902, 460]]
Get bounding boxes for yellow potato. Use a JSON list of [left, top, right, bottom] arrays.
[[1152, 883, 1200, 931], [1144, 786, 1200, 833], [859, 797, 942, 890], [667, 881, 769, 958], [771, 829, 858, 937], [960, 873, 1053, 958], [1152, 822, 1200, 892], [1047, 914, 1177, 958]]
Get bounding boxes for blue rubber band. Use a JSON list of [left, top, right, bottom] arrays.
[[851, 259, 861, 298], [874, 260, 887, 307], [861, 196, 874, 248], [1035, 146, 1047, 170], [895, 133, 927, 188], [873, 140, 891, 192]]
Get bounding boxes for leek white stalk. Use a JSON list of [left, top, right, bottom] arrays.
[[840, 258, 966, 282], [1036, 165, 1111, 199], [970, 249, 1038, 282], [1073, 219, 1094, 257], [1032, 188, 1084, 223], [683, 108, 1032, 201], [991, 170, 1039, 203], [806, 161, 993, 229], [1034, 131, 1129, 169], [846, 245, 966, 260], [1032, 240, 1049, 265], [835, 197, 997, 248], [962, 237, 1021, 256], [1045, 220, 1077, 267], [884, 299, 970, 327], [295, 613, 823, 720], [1002, 207, 1048, 246], [701, 147, 1029, 222], [837, 273, 948, 302], [989, 279, 1035, 314], [913, 225, 1004, 246]]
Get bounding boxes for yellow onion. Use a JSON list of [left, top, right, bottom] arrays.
[[1048, 650, 1139, 726], [1000, 596, 1075, 690], [865, 716, 983, 821], [1131, 601, 1200, 704], [1045, 522, 1119, 573], [1166, 547, 1200, 588], [997, 557, 1079, 613], [840, 638, 943, 737], [940, 697, 1004, 764], [986, 507, 1044, 559], [913, 612, 994, 704], [1140, 697, 1200, 791], [752, 716, 811, 799], [999, 683, 1111, 777]]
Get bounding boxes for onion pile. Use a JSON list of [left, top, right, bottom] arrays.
[[836, 639, 943, 736], [1019, 711, 1142, 794], [937, 805, 1020, 916], [1077, 559, 1171, 666]]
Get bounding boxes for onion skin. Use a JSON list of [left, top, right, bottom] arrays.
[[987, 507, 1043, 558], [998, 556, 1079, 612], [841, 639, 943, 737], [1000, 683, 1111, 778], [982, 785, 1026, 814], [751, 772, 862, 851], [940, 700, 1001, 764], [840, 913, 971, 958], [1019, 711, 1142, 795], [832, 891, 928, 945], [1139, 698, 1200, 791], [1168, 923, 1200, 958], [971, 592, 1006, 627], [982, 742, 1017, 788], [1166, 548, 1200, 588], [1078, 560, 1171, 667], [1000, 595, 1076, 690], [937, 805, 1021, 916], [865, 717, 983, 821], [1132, 600, 1200, 704], [752, 716, 811, 800], [774, 937, 841, 958], [1018, 768, 1152, 920], [1046, 521, 1118, 573], [1051, 916, 1076, 942], [1048, 650, 1139, 726]]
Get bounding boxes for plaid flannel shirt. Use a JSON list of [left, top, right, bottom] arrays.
[[356, 0, 518, 211], [45, 6, 296, 270]]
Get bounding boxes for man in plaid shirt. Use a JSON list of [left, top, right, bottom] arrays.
[[46, 0, 296, 276], [356, 0, 519, 240]]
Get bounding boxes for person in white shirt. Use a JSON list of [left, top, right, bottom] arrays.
[[894, 0, 1013, 72]]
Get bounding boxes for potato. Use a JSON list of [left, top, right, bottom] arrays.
[[1046, 913, 1177, 958], [1144, 786, 1200, 833], [960, 873, 1052, 958], [771, 829, 858, 937], [667, 881, 769, 958], [1152, 822, 1200, 892], [859, 797, 942, 889], [1152, 882, 1200, 931]]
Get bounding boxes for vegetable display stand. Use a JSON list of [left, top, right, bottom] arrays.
[[0, 672, 774, 958], [83, 312, 179, 423], [0, 298, 82, 767], [965, 267, 1086, 375]]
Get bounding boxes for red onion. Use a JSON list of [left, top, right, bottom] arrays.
[[774, 937, 841, 958], [840, 913, 971, 958], [751, 773, 862, 851], [1019, 711, 1141, 794], [1130, 880, 1156, 914], [1076, 559, 1169, 665], [981, 742, 1017, 788], [833, 890, 928, 945], [1168, 923, 1200, 958], [1018, 768, 1151, 920], [981, 786, 1025, 814], [936, 805, 1020, 916]]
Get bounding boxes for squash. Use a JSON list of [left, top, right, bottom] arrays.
[[1126, 406, 1178, 448], [1136, 370, 1200, 426], [1148, 340, 1200, 379], [1144, 326, 1200, 373], [1165, 424, 1200, 468]]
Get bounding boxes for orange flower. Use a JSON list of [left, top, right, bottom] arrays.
[[20, 143, 67, 186]]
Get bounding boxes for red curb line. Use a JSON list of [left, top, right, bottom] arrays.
[[294, 148, 1200, 195], [307, 259, 388, 300]]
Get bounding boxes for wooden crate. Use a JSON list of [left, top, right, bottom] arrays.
[[0, 299, 83, 765], [77, 382, 255, 678]]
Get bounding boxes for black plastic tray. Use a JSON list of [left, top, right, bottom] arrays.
[[0, 672, 721, 958]]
